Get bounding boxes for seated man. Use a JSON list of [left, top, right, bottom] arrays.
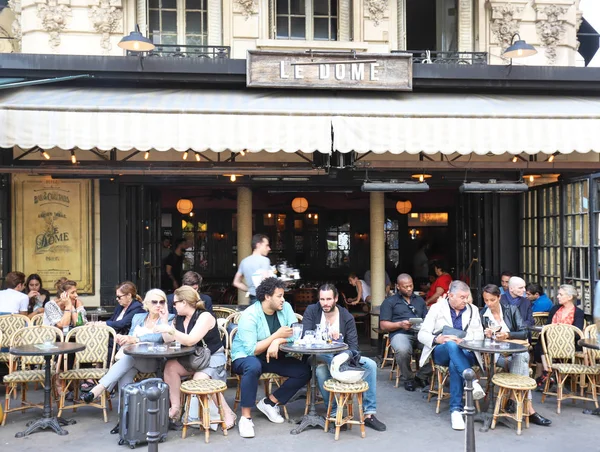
[[500, 276, 534, 327], [302, 284, 386, 432], [231, 277, 311, 439], [525, 282, 553, 313], [0, 271, 28, 315], [418, 280, 486, 431], [166, 271, 213, 314], [380, 273, 431, 392]]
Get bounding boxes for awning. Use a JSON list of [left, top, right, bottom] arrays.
[[1, 86, 599, 155]]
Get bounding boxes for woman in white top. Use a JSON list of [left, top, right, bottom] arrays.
[[43, 278, 86, 328], [347, 273, 371, 306]]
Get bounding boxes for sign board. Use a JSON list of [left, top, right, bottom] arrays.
[[247, 50, 412, 91]]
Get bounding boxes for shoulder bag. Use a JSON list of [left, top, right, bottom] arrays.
[[178, 339, 211, 372]]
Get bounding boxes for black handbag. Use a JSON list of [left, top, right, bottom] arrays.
[[179, 340, 211, 372]]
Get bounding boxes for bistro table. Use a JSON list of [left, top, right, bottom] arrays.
[[280, 342, 348, 435], [579, 338, 600, 416], [458, 339, 529, 432], [10, 342, 86, 438], [122, 343, 196, 379]]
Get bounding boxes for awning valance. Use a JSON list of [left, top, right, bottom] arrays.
[[1, 86, 599, 155]]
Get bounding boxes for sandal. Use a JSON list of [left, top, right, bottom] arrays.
[[224, 413, 237, 431], [80, 380, 95, 393]]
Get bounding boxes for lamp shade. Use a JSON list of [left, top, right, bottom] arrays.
[[291, 197, 308, 213], [118, 25, 155, 52], [177, 199, 194, 215], [503, 39, 537, 59], [396, 200, 412, 214]]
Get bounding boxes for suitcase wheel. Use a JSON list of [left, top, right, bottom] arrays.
[[118, 440, 125, 446], [129, 445, 135, 450]]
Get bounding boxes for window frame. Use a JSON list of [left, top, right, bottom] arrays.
[[274, 0, 339, 41], [148, 0, 208, 46]]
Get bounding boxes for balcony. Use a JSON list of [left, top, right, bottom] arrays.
[[393, 50, 488, 65], [127, 44, 231, 59]]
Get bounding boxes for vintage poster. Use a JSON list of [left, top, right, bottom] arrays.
[[12, 175, 94, 294]]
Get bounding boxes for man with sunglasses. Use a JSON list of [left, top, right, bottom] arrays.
[[380, 273, 431, 392]]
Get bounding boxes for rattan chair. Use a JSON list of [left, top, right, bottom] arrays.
[[2, 325, 63, 426], [540, 323, 600, 413], [294, 313, 303, 322], [30, 314, 44, 326], [57, 324, 117, 422], [380, 334, 395, 369], [213, 307, 237, 320], [0, 314, 31, 372], [229, 327, 289, 419], [428, 361, 450, 414], [530, 312, 549, 346]]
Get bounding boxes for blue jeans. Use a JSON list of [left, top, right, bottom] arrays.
[[232, 355, 311, 408], [315, 354, 377, 415], [432, 342, 476, 413]]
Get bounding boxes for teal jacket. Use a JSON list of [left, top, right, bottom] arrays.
[[231, 300, 296, 361]]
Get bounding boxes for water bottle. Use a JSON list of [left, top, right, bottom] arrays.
[[76, 311, 84, 327]]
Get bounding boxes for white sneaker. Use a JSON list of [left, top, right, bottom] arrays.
[[451, 411, 465, 430], [238, 416, 255, 438], [256, 398, 285, 424], [472, 380, 486, 400]]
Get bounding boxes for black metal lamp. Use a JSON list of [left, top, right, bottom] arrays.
[[503, 33, 537, 59], [118, 25, 155, 52]]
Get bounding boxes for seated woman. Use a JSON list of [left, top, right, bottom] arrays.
[[155, 286, 236, 429], [425, 260, 452, 307], [480, 284, 551, 427], [43, 278, 86, 328], [535, 284, 585, 388], [82, 289, 174, 432], [24, 273, 51, 319], [346, 273, 371, 312]]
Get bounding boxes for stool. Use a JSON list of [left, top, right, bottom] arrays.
[[491, 373, 537, 435], [181, 379, 228, 443], [323, 379, 369, 440]]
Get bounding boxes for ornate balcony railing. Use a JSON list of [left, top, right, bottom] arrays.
[[393, 50, 488, 65], [127, 44, 230, 59]]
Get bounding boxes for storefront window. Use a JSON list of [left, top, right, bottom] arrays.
[[385, 218, 400, 268], [327, 222, 350, 268], [520, 190, 538, 285], [539, 185, 561, 299]]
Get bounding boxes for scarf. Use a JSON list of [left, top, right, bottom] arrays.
[[503, 291, 522, 306], [552, 304, 575, 325]]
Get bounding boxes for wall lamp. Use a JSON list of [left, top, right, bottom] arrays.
[[118, 25, 155, 52], [361, 182, 430, 193], [460, 180, 528, 194], [503, 33, 537, 59]]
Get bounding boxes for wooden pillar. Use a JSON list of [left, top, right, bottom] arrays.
[[237, 186, 252, 305], [370, 192, 385, 342]]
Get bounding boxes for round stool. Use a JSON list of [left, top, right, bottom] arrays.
[[180, 379, 228, 443], [491, 373, 537, 435], [323, 379, 369, 440]]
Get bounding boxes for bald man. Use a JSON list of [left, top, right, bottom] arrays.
[[499, 276, 533, 327]]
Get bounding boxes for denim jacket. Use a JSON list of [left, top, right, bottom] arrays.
[[231, 300, 296, 362], [129, 312, 175, 343]]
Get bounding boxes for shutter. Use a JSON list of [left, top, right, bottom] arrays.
[[137, 0, 148, 36]]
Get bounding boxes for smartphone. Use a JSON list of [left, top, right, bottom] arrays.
[[408, 318, 423, 325]]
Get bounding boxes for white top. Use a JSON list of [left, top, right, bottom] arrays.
[[319, 310, 340, 337], [0, 288, 29, 314], [482, 306, 510, 333], [360, 280, 371, 301]]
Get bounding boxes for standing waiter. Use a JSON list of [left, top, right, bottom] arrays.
[[233, 234, 272, 304]]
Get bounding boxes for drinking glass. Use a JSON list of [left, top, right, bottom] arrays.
[[292, 323, 303, 343], [91, 313, 99, 323], [304, 330, 315, 344]]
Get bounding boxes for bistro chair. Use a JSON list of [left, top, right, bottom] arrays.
[[180, 379, 228, 443], [540, 324, 600, 413], [213, 306, 237, 321], [2, 325, 63, 426], [583, 325, 600, 394], [294, 313, 303, 322], [380, 334, 395, 369], [491, 373, 537, 435], [0, 314, 31, 372], [30, 314, 44, 326], [427, 360, 450, 414], [57, 324, 117, 422], [230, 327, 289, 420], [530, 312, 549, 347]]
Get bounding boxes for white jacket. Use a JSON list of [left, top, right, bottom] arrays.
[[418, 298, 484, 368]]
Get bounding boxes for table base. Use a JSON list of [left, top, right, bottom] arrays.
[[16, 416, 76, 438], [290, 413, 327, 435]]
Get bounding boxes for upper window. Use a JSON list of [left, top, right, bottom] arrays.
[[275, 0, 338, 41], [148, 0, 207, 45]]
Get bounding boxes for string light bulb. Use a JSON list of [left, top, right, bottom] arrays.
[[144, 150, 150, 160], [548, 154, 555, 163], [240, 149, 246, 156], [70, 150, 76, 164], [512, 156, 518, 163], [40, 150, 50, 160], [189, 212, 194, 217], [183, 151, 189, 160], [195, 152, 201, 162]]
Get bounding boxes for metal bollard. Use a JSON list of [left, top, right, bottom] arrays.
[[462, 368, 476, 452], [146, 385, 161, 452]]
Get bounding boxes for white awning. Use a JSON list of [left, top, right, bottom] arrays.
[[1, 86, 599, 155]]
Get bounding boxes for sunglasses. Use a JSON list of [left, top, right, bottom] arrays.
[[116, 294, 126, 300], [151, 300, 166, 305]]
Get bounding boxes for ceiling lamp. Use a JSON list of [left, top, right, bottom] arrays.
[[291, 197, 309, 213], [361, 182, 430, 193], [118, 25, 155, 52], [524, 174, 541, 183], [176, 199, 194, 215], [503, 33, 537, 59], [396, 200, 412, 214], [411, 174, 432, 183], [459, 180, 528, 194]]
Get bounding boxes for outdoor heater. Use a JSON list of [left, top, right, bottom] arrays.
[[361, 182, 430, 192], [459, 181, 529, 194]]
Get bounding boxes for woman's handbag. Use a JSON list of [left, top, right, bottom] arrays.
[[179, 340, 211, 372]]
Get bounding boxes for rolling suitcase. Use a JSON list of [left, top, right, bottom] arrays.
[[118, 378, 169, 449]]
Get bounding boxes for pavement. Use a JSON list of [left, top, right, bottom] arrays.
[[0, 361, 598, 452]]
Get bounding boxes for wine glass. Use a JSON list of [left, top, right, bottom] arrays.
[[292, 323, 303, 343]]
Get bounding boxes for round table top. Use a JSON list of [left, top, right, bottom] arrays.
[[578, 338, 600, 350], [122, 342, 196, 358], [10, 342, 86, 356], [280, 342, 348, 355], [459, 339, 528, 354]]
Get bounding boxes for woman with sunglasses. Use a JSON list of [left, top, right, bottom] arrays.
[[82, 289, 174, 429]]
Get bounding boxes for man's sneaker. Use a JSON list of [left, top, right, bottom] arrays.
[[257, 398, 285, 424], [472, 380, 486, 400], [364, 415, 386, 431], [238, 417, 255, 438], [451, 411, 465, 430]]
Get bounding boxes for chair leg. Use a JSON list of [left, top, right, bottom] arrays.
[[347, 394, 354, 430], [102, 391, 108, 423], [557, 373, 563, 414], [215, 393, 227, 437], [515, 390, 524, 436], [324, 392, 334, 433], [357, 393, 365, 438], [202, 395, 210, 444], [2, 386, 11, 426], [233, 377, 241, 412], [381, 338, 390, 369], [181, 394, 191, 440], [491, 388, 504, 430]]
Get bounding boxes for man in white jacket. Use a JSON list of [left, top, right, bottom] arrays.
[[418, 280, 485, 431]]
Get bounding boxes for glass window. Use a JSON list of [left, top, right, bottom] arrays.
[[149, 0, 207, 46], [275, 0, 338, 41], [327, 222, 350, 268]]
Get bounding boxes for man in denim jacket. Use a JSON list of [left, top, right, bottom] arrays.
[[231, 277, 310, 438]]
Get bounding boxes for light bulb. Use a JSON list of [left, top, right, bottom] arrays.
[[144, 151, 150, 160], [240, 150, 246, 156], [529, 175, 534, 183], [230, 174, 236, 182], [267, 213, 272, 218], [314, 214, 318, 219], [71, 151, 76, 164], [419, 174, 424, 182], [133, 41, 140, 50], [308, 213, 312, 219], [42, 151, 50, 160], [195, 153, 201, 162], [517, 48, 523, 57], [183, 151, 189, 160], [189, 212, 194, 217], [548, 155, 555, 163], [512, 156, 518, 163]]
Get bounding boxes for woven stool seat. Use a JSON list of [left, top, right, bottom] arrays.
[[492, 373, 537, 390], [260, 372, 283, 379], [324, 379, 369, 393], [181, 379, 227, 394]]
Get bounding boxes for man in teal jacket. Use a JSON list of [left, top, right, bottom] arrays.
[[231, 277, 310, 438]]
